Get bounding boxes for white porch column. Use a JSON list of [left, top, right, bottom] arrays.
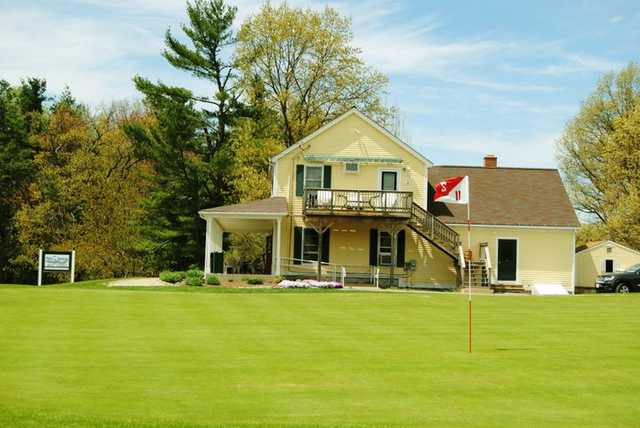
[[274, 217, 282, 275], [204, 217, 224, 274], [204, 218, 212, 275]]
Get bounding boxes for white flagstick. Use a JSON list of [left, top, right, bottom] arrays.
[[467, 178, 472, 353]]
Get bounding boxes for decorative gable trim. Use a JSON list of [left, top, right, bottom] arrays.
[[270, 108, 432, 166]]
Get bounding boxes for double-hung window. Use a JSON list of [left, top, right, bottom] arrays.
[[302, 229, 319, 261], [304, 166, 323, 189], [378, 232, 393, 266]]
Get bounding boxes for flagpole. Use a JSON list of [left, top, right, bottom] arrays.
[[467, 178, 472, 354]]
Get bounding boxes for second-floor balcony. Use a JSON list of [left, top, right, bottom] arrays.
[[303, 188, 413, 218]]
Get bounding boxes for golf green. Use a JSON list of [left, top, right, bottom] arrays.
[[0, 285, 638, 427]]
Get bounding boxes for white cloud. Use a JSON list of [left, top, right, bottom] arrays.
[[70, 0, 185, 15], [440, 75, 558, 92], [0, 5, 163, 102], [473, 94, 574, 115], [499, 51, 622, 76], [415, 131, 562, 168], [609, 16, 624, 24]]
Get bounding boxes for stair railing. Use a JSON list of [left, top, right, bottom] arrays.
[[410, 203, 460, 254]]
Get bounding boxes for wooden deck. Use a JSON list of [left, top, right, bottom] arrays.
[[303, 188, 413, 218]]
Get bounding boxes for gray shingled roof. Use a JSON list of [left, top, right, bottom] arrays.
[[199, 197, 288, 215], [428, 166, 579, 228]]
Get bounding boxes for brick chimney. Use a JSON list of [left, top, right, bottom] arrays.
[[483, 154, 497, 168]]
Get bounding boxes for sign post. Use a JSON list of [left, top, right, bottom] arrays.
[[70, 250, 75, 283], [37, 249, 43, 286], [38, 250, 75, 285]]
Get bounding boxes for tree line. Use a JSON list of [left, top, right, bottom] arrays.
[[0, 0, 396, 283]]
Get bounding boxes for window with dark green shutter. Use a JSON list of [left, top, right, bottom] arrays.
[[302, 229, 319, 261], [294, 227, 328, 264], [297, 165, 330, 196]]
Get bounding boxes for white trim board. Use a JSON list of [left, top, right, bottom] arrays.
[[575, 239, 640, 256], [270, 161, 278, 197], [447, 223, 579, 231], [378, 168, 401, 191], [271, 109, 432, 166], [571, 228, 576, 294], [199, 212, 288, 219]]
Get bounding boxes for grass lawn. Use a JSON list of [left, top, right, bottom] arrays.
[[0, 283, 638, 427]]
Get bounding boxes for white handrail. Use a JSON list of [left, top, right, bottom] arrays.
[[458, 245, 466, 269], [482, 245, 492, 269]]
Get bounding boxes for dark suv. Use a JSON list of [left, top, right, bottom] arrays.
[[596, 263, 640, 293]]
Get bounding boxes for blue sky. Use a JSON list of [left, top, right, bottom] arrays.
[[1, 0, 638, 168]]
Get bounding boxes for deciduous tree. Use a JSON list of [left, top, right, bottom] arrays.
[[15, 99, 150, 279], [558, 63, 640, 249], [236, 3, 391, 147]]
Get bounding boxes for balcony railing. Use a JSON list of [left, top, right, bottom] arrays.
[[303, 188, 413, 217]]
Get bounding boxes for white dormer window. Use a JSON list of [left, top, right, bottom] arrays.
[[344, 162, 359, 173]]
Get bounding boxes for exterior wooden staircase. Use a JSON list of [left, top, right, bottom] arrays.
[[408, 202, 460, 260], [464, 260, 490, 287]]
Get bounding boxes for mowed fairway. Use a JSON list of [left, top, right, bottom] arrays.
[[0, 286, 639, 427]]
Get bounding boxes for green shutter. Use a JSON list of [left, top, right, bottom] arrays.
[[323, 165, 332, 189], [396, 229, 406, 268], [369, 229, 378, 266], [295, 165, 304, 196], [322, 229, 330, 263], [293, 227, 303, 264]]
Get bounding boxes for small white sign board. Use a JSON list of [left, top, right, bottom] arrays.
[[38, 249, 75, 286], [44, 253, 71, 271], [531, 283, 569, 296]]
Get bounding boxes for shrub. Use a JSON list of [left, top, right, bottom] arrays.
[[185, 276, 203, 286], [186, 269, 203, 279], [159, 271, 186, 283], [246, 277, 264, 285], [206, 275, 220, 286]]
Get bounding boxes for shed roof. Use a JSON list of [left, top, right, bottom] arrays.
[[428, 166, 580, 228], [575, 240, 640, 255]]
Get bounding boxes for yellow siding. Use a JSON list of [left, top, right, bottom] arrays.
[[274, 113, 428, 217], [284, 218, 457, 287], [452, 226, 575, 290], [576, 243, 640, 287]]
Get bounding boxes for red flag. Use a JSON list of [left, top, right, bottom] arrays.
[[433, 176, 468, 204]]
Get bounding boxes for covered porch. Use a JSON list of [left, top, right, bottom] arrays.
[[198, 197, 288, 276]]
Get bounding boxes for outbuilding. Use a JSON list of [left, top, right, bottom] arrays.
[[575, 240, 640, 289]]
